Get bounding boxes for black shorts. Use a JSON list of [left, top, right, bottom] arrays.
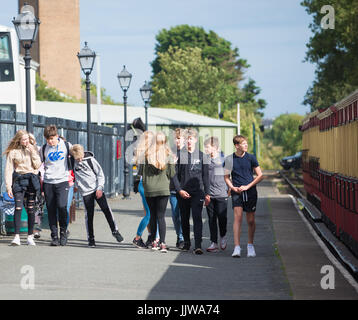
[[231, 187, 257, 212]]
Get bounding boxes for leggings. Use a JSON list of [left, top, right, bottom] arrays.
[[83, 191, 117, 240], [13, 188, 36, 235], [136, 179, 151, 237], [146, 195, 169, 244]]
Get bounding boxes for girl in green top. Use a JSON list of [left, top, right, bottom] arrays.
[[138, 132, 176, 252]]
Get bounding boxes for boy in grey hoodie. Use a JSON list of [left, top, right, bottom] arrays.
[[70, 144, 123, 247]]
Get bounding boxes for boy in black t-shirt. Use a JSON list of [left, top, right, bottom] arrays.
[[224, 135, 263, 258]]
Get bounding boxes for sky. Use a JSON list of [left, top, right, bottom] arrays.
[[0, 0, 316, 119]]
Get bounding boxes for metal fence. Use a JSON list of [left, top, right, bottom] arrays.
[[0, 110, 127, 198]]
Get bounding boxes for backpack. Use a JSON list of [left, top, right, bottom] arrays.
[[42, 140, 74, 171]]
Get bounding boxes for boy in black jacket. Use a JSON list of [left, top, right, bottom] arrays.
[[172, 128, 210, 254]]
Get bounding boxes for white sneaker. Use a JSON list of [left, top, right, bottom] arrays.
[[247, 244, 256, 257], [27, 235, 36, 246], [11, 235, 21, 246], [220, 236, 227, 250], [232, 246, 241, 258], [206, 242, 219, 253]]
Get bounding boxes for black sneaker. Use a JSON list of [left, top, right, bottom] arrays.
[[176, 236, 180, 248], [178, 240, 185, 250], [88, 238, 96, 248], [133, 237, 146, 249], [112, 230, 124, 243], [50, 238, 59, 246], [60, 232, 68, 246], [182, 242, 191, 251], [193, 247, 204, 255], [145, 239, 152, 249]]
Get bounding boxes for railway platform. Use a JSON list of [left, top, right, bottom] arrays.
[[0, 171, 357, 300]]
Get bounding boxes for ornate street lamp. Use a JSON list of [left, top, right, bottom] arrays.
[[139, 81, 152, 131], [117, 66, 132, 198], [12, 3, 40, 133], [77, 42, 96, 150]]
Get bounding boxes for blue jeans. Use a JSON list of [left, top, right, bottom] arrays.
[[169, 192, 184, 241]]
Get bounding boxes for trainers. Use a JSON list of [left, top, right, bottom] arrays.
[[50, 238, 60, 247], [247, 244, 256, 257], [27, 235, 36, 246], [206, 242, 219, 253], [220, 236, 227, 250], [151, 240, 160, 251], [145, 239, 152, 249], [11, 235, 21, 246], [160, 242, 168, 253], [112, 230, 124, 243], [181, 242, 190, 251], [133, 237, 147, 249], [178, 240, 185, 250], [60, 232, 68, 246], [193, 247, 204, 255], [232, 246, 241, 258], [88, 238, 96, 248], [34, 232, 41, 239]]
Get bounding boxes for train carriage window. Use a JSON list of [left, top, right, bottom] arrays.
[[0, 33, 12, 62], [0, 32, 14, 82]]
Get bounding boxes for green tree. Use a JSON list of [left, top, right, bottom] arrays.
[[151, 25, 249, 85], [301, 0, 358, 110], [270, 113, 304, 156], [151, 46, 234, 116]]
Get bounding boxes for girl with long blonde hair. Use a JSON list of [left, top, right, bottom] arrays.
[[138, 131, 176, 252], [4, 130, 42, 246], [132, 130, 157, 248]]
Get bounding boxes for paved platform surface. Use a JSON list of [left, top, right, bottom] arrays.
[[0, 173, 357, 300]]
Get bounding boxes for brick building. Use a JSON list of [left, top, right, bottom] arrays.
[[18, 0, 81, 99]]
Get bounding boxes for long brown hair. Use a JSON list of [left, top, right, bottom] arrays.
[[3, 130, 32, 156]]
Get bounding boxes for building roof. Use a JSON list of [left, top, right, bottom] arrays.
[[34, 101, 237, 127]]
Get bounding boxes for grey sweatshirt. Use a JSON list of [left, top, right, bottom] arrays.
[[208, 155, 228, 198], [41, 139, 72, 184], [73, 152, 105, 196]]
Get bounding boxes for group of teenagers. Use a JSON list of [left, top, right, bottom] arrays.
[[128, 121, 263, 257], [4, 122, 263, 258]]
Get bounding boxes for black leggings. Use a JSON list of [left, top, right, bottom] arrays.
[[83, 192, 117, 240], [206, 197, 228, 243], [146, 196, 169, 244], [13, 188, 36, 235]]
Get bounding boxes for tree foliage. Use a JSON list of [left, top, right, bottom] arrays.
[[301, 0, 358, 110], [151, 46, 233, 116], [151, 25, 266, 120], [269, 113, 304, 156], [151, 24, 249, 85]]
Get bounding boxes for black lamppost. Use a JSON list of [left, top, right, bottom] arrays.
[[12, 4, 40, 133], [77, 42, 96, 150], [139, 81, 152, 131], [117, 65, 132, 198]]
